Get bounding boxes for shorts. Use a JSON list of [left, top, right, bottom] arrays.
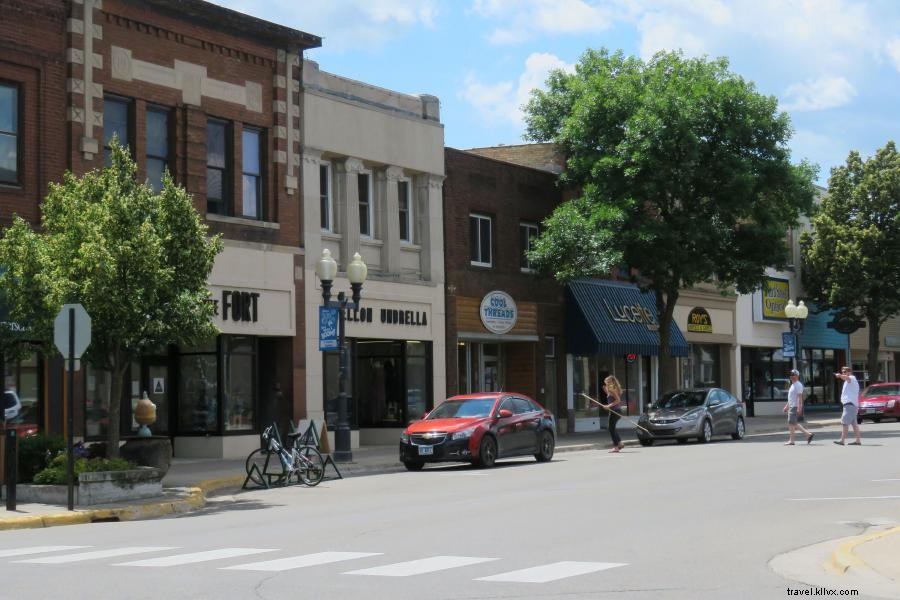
[[841, 403, 858, 425], [787, 406, 799, 425]]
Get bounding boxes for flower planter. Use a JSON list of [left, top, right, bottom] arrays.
[[14, 467, 163, 506]]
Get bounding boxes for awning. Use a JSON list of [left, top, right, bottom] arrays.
[[566, 279, 689, 357]]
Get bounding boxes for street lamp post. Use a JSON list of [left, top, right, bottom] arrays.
[[316, 248, 367, 462], [784, 299, 809, 373]]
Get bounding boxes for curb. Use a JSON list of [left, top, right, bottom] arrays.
[[826, 525, 900, 575]]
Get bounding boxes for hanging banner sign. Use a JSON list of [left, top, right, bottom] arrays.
[[319, 306, 339, 351], [782, 332, 796, 358]]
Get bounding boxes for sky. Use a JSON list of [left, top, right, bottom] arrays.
[[211, 0, 900, 185]]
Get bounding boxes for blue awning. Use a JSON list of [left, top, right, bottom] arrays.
[[566, 279, 689, 357]]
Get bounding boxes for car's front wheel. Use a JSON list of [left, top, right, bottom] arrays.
[[534, 430, 555, 462], [403, 460, 424, 471], [477, 435, 497, 468], [639, 438, 654, 446], [731, 417, 745, 440], [697, 420, 713, 443]]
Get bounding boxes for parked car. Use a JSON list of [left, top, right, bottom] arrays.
[[399, 392, 556, 470], [3, 390, 21, 421], [857, 382, 900, 423], [637, 388, 745, 446]]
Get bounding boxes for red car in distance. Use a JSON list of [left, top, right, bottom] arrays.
[[857, 382, 900, 423], [399, 392, 556, 471]]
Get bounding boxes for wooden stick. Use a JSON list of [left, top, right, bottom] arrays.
[[580, 393, 654, 436]]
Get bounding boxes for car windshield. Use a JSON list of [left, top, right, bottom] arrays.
[[863, 384, 900, 397], [427, 398, 495, 419], [654, 391, 706, 410]]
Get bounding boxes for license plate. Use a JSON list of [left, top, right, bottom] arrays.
[[418, 445, 433, 456]]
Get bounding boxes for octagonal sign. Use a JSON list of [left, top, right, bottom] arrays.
[[54, 303, 92, 359]]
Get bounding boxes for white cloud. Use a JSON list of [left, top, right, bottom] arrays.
[[782, 76, 857, 112], [474, 0, 612, 44], [887, 38, 900, 72], [460, 53, 574, 127]]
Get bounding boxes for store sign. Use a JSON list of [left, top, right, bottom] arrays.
[[603, 299, 656, 326], [344, 307, 428, 327], [220, 290, 260, 323], [761, 278, 790, 319], [480, 291, 517, 334], [687, 307, 713, 333]]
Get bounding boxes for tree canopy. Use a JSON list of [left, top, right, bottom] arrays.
[[0, 141, 223, 454], [801, 141, 900, 382], [524, 49, 818, 388]]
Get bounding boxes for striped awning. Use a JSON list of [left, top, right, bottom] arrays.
[[566, 279, 689, 357]]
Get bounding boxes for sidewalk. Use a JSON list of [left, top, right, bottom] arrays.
[[1, 411, 896, 591]]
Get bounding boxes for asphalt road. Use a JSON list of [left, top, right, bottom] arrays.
[[0, 424, 898, 600]]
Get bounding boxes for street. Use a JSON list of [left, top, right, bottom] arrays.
[[0, 424, 898, 600]]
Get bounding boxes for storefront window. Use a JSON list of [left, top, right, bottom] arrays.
[[405, 341, 428, 424], [223, 336, 255, 431], [742, 347, 841, 408], [355, 341, 403, 427], [573, 355, 601, 417], [6, 352, 40, 435], [178, 340, 218, 433]]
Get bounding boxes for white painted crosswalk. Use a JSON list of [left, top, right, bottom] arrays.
[[0, 544, 627, 584]]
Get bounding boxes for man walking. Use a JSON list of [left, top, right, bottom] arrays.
[[783, 369, 813, 445], [834, 366, 862, 445]]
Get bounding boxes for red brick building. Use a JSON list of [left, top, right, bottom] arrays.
[[443, 147, 567, 424]]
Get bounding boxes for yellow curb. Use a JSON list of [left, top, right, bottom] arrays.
[[0, 515, 45, 530], [826, 525, 900, 575], [41, 513, 91, 527]]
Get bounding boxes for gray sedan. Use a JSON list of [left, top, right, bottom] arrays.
[[636, 388, 745, 446]]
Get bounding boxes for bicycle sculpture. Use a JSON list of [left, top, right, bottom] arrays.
[[243, 423, 325, 489]]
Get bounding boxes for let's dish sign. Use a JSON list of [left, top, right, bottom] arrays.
[[480, 291, 517, 334]]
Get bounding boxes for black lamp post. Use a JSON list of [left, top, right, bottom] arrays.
[[316, 248, 367, 462], [784, 299, 809, 373]]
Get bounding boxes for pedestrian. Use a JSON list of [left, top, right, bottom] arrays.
[[783, 369, 813, 445], [600, 375, 625, 453], [834, 366, 862, 445]]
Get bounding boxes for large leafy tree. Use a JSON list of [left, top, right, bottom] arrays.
[[801, 141, 900, 383], [524, 49, 817, 390], [0, 141, 223, 456]]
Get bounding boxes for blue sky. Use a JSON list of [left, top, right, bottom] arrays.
[[212, 0, 900, 184]]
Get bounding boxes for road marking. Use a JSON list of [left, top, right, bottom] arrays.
[[344, 555, 498, 577], [871, 479, 900, 482], [223, 552, 382, 572], [114, 548, 276, 567], [0, 546, 90, 558], [15, 547, 176, 564], [477, 561, 627, 583], [789, 496, 900, 501]]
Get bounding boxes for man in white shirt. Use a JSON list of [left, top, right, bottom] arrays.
[[783, 369, 813, 445], [834, 365, 862, 445]]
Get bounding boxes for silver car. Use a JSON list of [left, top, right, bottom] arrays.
[[637, 388, 745, 446]]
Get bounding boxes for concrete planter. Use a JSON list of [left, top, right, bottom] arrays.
[[15, 467, 163, 506]]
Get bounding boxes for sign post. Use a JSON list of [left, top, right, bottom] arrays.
[[781, 332, 796, 358], [53, 304, 91, 511]]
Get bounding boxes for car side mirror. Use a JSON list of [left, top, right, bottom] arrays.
[[497, 409, 513, 418], [708, 400, 720, 407]]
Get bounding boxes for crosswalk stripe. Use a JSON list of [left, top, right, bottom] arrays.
[[15, 547, 177, 564], [0, 546, 90, 558], [223, 551, 382, 572], [477, 561, 627, 583], [114, 548, 276, 567], [344, 555, 498, 577]]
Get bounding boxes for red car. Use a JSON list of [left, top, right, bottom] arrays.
[[399, 392, 556, 471], [857, 382, 900, 423]]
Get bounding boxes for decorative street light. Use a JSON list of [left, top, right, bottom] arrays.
[[316, 248, 367, 462], [783, 299, 809, 373]]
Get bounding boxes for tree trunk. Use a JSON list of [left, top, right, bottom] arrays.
[[656, 288, 679, 394], [106, 363, 128, 459], [867, 315, 882, 385]]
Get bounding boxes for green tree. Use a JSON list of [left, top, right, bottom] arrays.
[[801, 141, 900, 383], [524, 49, 817, 390], [0, 141, 223, 456]]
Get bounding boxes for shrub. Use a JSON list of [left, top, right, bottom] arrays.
[[32, 455, 135, 485], [17, 433, 66, 483]]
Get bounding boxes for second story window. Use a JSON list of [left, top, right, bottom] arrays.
[[320, 163, 332, 231], [241, 128, 262, 220], [398, 180, 412, 243], [103, 95, 131, 166], [469, 213, 492, 267], [145, 106, 170, 193], [206, 119, 229, 215], [519, 222, 539, 271], [0, 83, 18, 185], [358, 171, 372, 237]]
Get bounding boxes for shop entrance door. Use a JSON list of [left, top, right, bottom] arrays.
[[144, 360, 170, 434], [481, 344, 500, 392]]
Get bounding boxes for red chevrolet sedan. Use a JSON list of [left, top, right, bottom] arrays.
[[857, 382, 900, 423], [399, 392, 556, 471]]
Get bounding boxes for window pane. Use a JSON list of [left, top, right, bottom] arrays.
[[104, 98, 129, 147], [207, 167, 223, 201], [242, 129, 260, 175], [207, 121, 226, 168], [359, 202, 370, 236], [178, 353, 218, 433], [480, 218, 491, 264], [470, 216, 479, 261], [0, 85, 16, 133], [224, 337, 254, 432], [146, 109, 168, 158], [399, 181, 410, 242], [320, 164, 330, 230], [0, 133, 16, 183], [242, 174, 259, 219], [85, 366, 111, 439], [358, 173, 370, 236], [146, 158, 166, 193]]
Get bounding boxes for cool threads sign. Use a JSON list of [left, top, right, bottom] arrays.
[[480, 291, 517, 334]]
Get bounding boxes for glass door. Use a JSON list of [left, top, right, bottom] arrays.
[[144, 360, 170, 434]]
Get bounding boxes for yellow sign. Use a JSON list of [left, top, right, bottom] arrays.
[[762, 278, 790, 319], [687, 307, 713, 333]]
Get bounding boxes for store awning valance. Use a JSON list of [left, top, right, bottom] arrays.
[[566, 279, 689, 357]]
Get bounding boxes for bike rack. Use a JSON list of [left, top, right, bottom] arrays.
[[243, 423, 293, 490]]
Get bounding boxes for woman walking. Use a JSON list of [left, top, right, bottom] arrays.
[[601, 375, 625, 452]]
